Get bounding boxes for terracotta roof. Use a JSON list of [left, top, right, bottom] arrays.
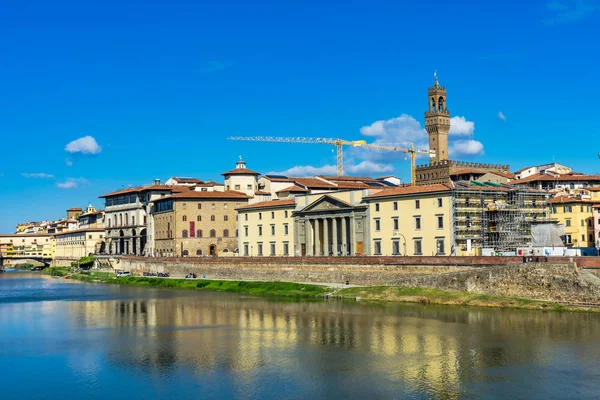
[[487, 171, 516, 179], [291, 177, 336, 189], [254, 190, 271, 195], [549, 195, 593, 204], [261, 176, 293, 182], [276, 184, 309, 193], [221, 168, 260, 176], [332, 181, 371, 189], [364, 183, 453, 199], [170, 177, 204, 184], [153, 190, 250, 201], [593, 204, 600, 209], [584, 187, 600, 192], [450, 168, 489, 176], [512, 173, 600, 185], [317, 175, 377, 182], [100, 184, 189, 198], [53, 228, 105, 237], [237, 198, 296, 210], [192, 182, 223, 188]]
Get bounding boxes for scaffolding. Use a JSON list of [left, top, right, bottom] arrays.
[[452, 183, 551, 254]]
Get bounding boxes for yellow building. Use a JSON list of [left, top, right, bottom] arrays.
[[54, 228, 106, 260], [237, 199, 296, 256], [550, 196, 595, 248], [363, 184, 453, 256], [0, 234, 54, 258]]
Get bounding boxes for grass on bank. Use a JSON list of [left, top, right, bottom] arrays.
[[337, 286, 579, 311]]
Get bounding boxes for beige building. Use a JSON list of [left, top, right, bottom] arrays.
[[0, 234, 54, 259], [363, 184, 453, 256], [54, 228, 105, 260], [223, 157, 260, 197], [153, 190, 250, 257]]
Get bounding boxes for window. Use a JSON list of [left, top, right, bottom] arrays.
[[271, 225, 275, 235], [283, 242, 289, 256], [197, 230, 203, 238], [284, 224, 289, 235], [258, 225, 263, 236], [235, 184, 241, 190], [258, 212, 262, 220], [414, 239, 422, 255], [196, 249, 202, 256], [587, 219, 592, 227], [565, 206, 572, 213], [183, 215, 187, 222], [436, 238, 445, 255], [581, 220, 585, 227], [244, 243, 249, 256], [437, 198, 443, 207], [393, 218, 399, 231], [198, 204, 202, 209], [223, 229, 229, 237], [565, 234, 572, 244], [182, 249, 189, 256], [211, 215, 215, 221], [393, 201, 398, 211], [257, 243, 263, 256], [247, 184, 252, 190], [580, 206, 584, 212], [224, 215, 229, 221], [271, 211, 275, 219], [589, 234, 594, 242], [224, 204, 228, 209], [373, 239, 382, 255], [566, 219, 571, 227], [437, 215, 444, 229], [182, 203, 187, 210], [270, 242, 276, 256], [210, 229, 216, 238], [392, 239, 400, 255], [415, 200, 420, 209], [235, 229, 238, 237], [284, 210, 288, 218], [89, 235, 92, 239], [375, 203, 380, 212], [108, 220, 111, 228], [197, 215, 201, 222], [374, 218, 381, 231], [244, 226, 248, 236], [143, 216, 147, 224], [211, 203, 215, 210], [245, 214, 248, 221], [415, 216, 421, 230], [182, 230, 188, 238]]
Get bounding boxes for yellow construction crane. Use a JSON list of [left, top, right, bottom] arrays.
[[227, 136, 434, 184], [227, 136, 366, 176]]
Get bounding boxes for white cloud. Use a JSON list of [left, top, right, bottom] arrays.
[[65, 159, 73, 167], [268, 161, 393, 177], [449, 140, 485, 158], [449, 116, 475, 136], [360, 114, 427, 147], [498, 111, 507, 121], [545, 0, 599, 24], [65, 136, 101, 155], [56, 177, 89, 189], [22, 173, 55, 179]]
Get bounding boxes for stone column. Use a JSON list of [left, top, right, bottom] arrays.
[[341, 217, 348, 256], [349, 216, 356, 256], [305, 219, 312, 256], [314, 218, 321, 256], [323, 218, 329, 256], [332, 217, 338, 256]]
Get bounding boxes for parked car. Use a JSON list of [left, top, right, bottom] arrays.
[[116, 271, 131, 277], [185, 273, 197, 279]]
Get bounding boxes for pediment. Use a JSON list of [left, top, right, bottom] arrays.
[[300, 195, 354, 213]]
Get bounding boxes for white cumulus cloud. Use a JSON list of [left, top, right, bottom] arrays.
[[449, 140, 485, 158], [498, 111, 507, 121], [65, 136, 101, 155], [449, 116, 475, 136], [56, 177, 89, 189], [269, 161, 393, 177], [22, 172, 55, 179]]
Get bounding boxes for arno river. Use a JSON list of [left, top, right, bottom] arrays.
[[1, 273, 599, 399]]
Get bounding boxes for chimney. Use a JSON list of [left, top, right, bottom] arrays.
[[153, 179, 161, 185]]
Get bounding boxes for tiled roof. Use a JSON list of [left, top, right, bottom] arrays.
[[292, 177, 336, 189], [170, 177, 203, 184], [154, 190, 250, 201], [254, 191, 271, 195], [331, 181, 371, 189], [100, 184, 189, 198], [276, 184, 309, 193], [450, 168, 488, 176], [487, 171, 516, 179], [512, 173, 600, 184], [549, 196, 593, 204], [221, 168, 260, 176], [237, 198, 296, 210], [317, 175, 377, 182], [364, 183, 453, 199]]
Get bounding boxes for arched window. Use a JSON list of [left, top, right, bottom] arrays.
[[196, 249, 202, 256], [438, 96, 444, 111], [183, 215, 187, 222], [223, 229, 229, 237], [224, 215, 228, 221], [114, 215, 117, 226], [119, 214, 123, 226], [182, 249, 189, 256], [210, 229, 216, 238], [197, 215, 201, 222], [197, 229, 203, 238], [108, 220, 111, 228], [210, 215, 215, 221], [125, 213, 129, 226], [132, 216, 135, 226], [182, 229, 188, 238], [431, 97, 436, 110]]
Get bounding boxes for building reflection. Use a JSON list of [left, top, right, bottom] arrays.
[[67, 295, 600, 399]]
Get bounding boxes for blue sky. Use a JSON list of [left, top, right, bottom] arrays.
[[0, 0, 599, 232]]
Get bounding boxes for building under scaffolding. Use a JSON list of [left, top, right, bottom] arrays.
[[452, 182, 552, 255]]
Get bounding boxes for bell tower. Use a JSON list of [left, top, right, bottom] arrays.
[[425, 72, 450, 163]]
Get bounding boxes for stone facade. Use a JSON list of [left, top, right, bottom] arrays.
[[153, 190, 250, 257], [54, 228, 105, 260]]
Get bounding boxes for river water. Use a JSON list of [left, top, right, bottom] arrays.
[[1, 272, 599, 399]]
